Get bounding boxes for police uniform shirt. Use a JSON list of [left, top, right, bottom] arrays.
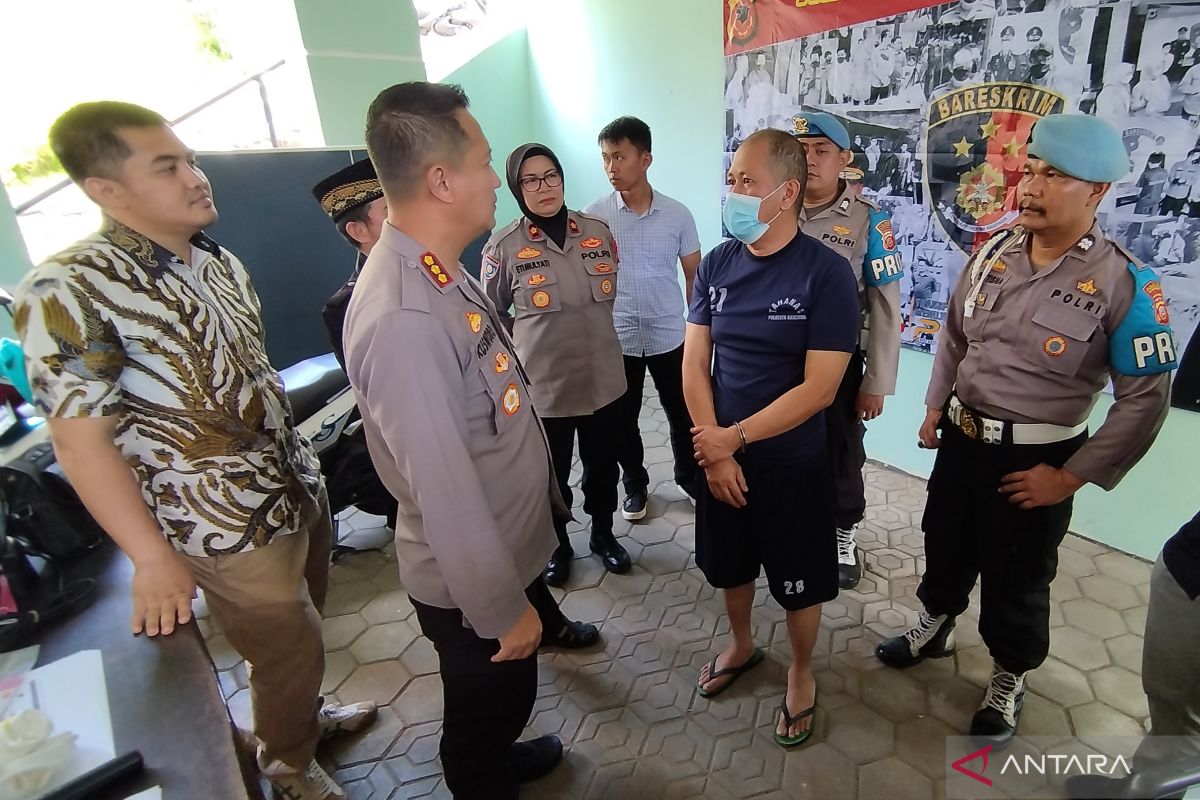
[[927, 223, 1176, 490], [687, 230, 859, 463], [800, 183, 904, 395], [343, 223, 558, 639], [482, 211, 627, 418]]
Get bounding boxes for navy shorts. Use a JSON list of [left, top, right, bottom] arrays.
[[695, 451, 838, 611]]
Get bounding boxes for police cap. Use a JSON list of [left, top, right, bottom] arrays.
[[1027, 114, 1129, 183], [790, 112, 851, 150]]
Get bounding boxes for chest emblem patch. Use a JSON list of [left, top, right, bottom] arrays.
[[1044, 335, 1068, 357], [466, 312, 482, 334], [502, 383, 521, 416], [532, 290, 551, 309], [495, 352, 510, 373], [517, 246, 541, 259]]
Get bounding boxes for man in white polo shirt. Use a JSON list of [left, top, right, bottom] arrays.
[[585, 116, 703, 520]]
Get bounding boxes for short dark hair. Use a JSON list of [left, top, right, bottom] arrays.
[[742, 129, 808, 206], [335, 203, 373, 248], [1001, 26, 1016, 37], [1027, 26, 1043, 37], [598, 116, 652, 154], [49, 101, 167, 183], [365, 82, 471, 200]]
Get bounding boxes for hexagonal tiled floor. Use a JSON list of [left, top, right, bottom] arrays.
[[201, 390, 1161, 799]]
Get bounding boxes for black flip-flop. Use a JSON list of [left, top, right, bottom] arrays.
[[773, 688, 818, 748], [696, 647, 764, 698]]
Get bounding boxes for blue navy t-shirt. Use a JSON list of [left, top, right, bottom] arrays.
[[688, 230, 859, 464]]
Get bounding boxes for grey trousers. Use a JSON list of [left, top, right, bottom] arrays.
[[1136, 555, 1200, 772]]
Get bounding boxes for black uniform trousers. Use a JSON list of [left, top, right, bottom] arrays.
[[824, 349, 868, 531], [616, 345, 700, 495], [543, 398, 621, 543], [410, 581, 542, 800], [917, 420, 1086, 675]]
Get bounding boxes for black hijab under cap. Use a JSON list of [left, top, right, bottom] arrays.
[[506, 143, 568, 248]]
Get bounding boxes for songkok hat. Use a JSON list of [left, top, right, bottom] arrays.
[[311, 158, 383, 222]]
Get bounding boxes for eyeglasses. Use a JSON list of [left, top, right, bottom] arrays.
[[519, 171, 562, 191]]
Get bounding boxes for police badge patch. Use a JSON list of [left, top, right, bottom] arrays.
[[925, 82, 1066, 255]]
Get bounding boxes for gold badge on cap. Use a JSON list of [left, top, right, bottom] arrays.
[[792, 115, 809, 134]]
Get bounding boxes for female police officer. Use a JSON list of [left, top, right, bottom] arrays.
[[483, 144, 631, 587]]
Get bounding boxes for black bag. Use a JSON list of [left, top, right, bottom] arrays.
[[1, 441, 104, 560]]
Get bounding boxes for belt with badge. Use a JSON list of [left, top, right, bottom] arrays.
[[946, 395, 1087, 446]]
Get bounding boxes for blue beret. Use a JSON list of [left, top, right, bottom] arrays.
[[791, 112, 851, 150], [1027, 114, 1129, 182]]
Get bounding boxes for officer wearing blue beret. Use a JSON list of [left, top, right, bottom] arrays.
[[793, 112, 904, 591], [877, 114, 1178, 746]]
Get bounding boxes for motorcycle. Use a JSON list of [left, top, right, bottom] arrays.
[[279, 353, 398, 546]]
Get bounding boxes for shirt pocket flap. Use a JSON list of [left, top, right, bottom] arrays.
[[588, 274, 618, 303], [582, 258, 617, 277], [1032, 304, 1100, 341], [520, 269, 559, 290]]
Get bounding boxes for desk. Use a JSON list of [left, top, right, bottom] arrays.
[[6, 428, 256, 799]]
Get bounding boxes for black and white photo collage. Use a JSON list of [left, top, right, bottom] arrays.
[[724, 0, 1200, 365]]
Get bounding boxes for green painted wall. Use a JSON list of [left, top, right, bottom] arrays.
[[865, 350, 1195, 560], [0, 185, 31, 292], [293, 0, 425, 146], [0, 186, 30, 337], [524, 0, 725, 252], [444, 28, 535, 228]]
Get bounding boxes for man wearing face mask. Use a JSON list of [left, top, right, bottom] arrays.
[[1026, 27, 1053, 83], [1135, 153, 1169, 216], [987, 27, 1025, 83], [876, 115, 1176, 747], [792, 113, 904, 591], [684, 129, 858, 748], [1162, 149, 1200, 216], [933, 51, 980, 98]]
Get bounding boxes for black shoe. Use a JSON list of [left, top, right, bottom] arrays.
[[970, 664, 1026, 749], [509, 734, 563, 783], [542, 543, 573, 588], [836, 526, 862, 590], [540, 618, 600, 649], [875, 611, 956, 668], [622, 490, 648, 521], [1064, 774, 1130, 799], [590, 530, 632, 574]]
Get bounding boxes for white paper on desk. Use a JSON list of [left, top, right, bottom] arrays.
[[123, 788, 161, 800], [4, 649, 115, 799]]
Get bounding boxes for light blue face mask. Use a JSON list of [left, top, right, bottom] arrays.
[[721, 182, 786, 244]]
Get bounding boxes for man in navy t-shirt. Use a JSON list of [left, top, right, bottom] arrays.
[[682, 128, 858, 749]]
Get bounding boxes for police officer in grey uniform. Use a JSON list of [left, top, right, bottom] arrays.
[[876, 114, 1178, 747], [793, 112, 904, 590], [344, 82, 568, 799], [483, 143, 631, 587]]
